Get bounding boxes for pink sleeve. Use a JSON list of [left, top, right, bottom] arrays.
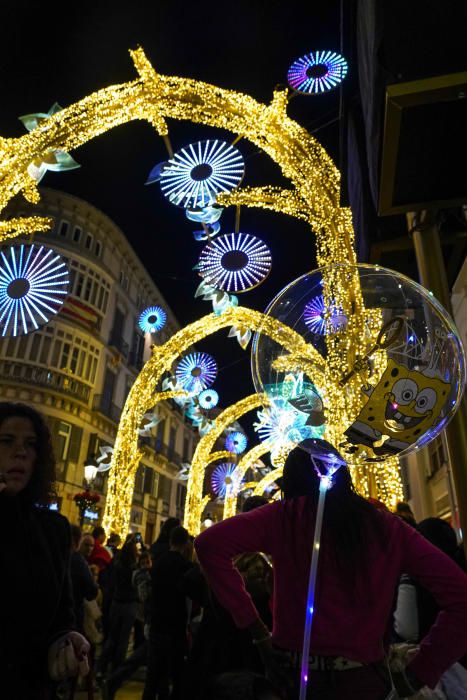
[[195, 503, 278, 628], [398, 520, 467, 688]]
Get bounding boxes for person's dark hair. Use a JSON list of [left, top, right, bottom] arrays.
[[242, 496, 268, 513], [117, 538, 138, 568], [169, 525, 189, 548], [107, 532, 121, 547], [396, 501, 414, 515], [138, 550, 151, 566], [70, 524, 82, 548], [201, 671, 282, 700], [0, 402, 56, 505], [417, 518, 459, 560], [157, 516, 180, 542], [92, 525, 105, 540], [282, 448, 385, 588]]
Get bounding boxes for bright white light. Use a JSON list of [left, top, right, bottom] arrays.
[[198, 232, 272, 293], [160, 140, 245, 209], [176, 352, 218, 394], [0, 244, 69, 337]]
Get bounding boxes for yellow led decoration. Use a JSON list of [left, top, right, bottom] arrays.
[[223, 442, 271, 520], [0, 47, 402, 530], [102, 306, 318, 538], [184, 394, 267, 535], [253, 466, 284, 496]]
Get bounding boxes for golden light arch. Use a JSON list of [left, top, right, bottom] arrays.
[[0, 46, 403, 529], [100, 306, 324, 537], [223, 442, 272, 520]]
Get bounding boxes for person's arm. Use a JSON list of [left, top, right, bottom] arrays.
[[195, 502, 278, 632], [398, 520, 467, 688]]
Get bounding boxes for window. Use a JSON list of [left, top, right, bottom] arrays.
[[95, 240, 102, 257], [60, 343, 71, 370], [183, 435, 191, 462], [134, 464, 145, 493], [56, 421, 72, 460], [39, 336, 51, 364], [85, 233, 93, 250], [59, 221, 69, 237], [143, 467, 154, 494], [176, 483, 186, 510], [73, 226, 82, 243]]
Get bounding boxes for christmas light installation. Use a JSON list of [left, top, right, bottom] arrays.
[[138, 305, 167, 333], [198, 389, 219, 409], [287, 51, 348, 95], [211, 462, 237, 498], [198, 233, 272, 293], [160, 140, 245, 209], [0, 243, 69, 337], [303, 295, 347, 334], [175, 351, 218, 394], [223, 442, 271, 519], [225, 430, 248, 454]]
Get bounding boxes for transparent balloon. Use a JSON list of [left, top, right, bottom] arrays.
[[252, 264, 466, 466]]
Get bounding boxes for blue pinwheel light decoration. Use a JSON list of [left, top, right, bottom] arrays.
[[211, 462, 237, 498], [139, 306, 167, 333], [225, 431, 248, 454], [160, 140, 245, 209], [287, 51, 348, 95], [176, 352, 218, 394], [0, 244, 69, 337], [198, 389, 219, 410], [198, 233, 272, 293], [303, 296, 347, 335]]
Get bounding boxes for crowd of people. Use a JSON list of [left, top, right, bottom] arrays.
[[1, 401, 467, 700]]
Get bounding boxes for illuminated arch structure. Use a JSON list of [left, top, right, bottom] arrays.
[[0, 47, 403, 535]]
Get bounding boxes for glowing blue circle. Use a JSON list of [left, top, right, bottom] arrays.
[[139, 306, 167, 333], [0, 244, 69, 337], [225, 431, 248, 454], [160, 140, 245, 209], [287, 51, 348, 94], [199, 389, 219, 409], [176, 352, 217, 394], [198, 233, 272, 293], [303, 296, 347, 335], [211, 462, 237, 498]]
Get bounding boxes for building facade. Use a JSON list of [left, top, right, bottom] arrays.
[[401, 257, 467, 528], [1, 188, 197, 543]]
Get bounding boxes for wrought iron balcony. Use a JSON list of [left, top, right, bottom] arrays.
[[92, 394, 122, 423], [0, 361, 91, 403]]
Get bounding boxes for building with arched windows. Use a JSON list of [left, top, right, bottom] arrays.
[[1, 188, 197, 542]]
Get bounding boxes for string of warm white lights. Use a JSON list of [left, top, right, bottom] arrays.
[[0, 46, 403, 527], [223, 442, 272, 519]]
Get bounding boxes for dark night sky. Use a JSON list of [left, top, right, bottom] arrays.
[[1, 1, 353, 434]]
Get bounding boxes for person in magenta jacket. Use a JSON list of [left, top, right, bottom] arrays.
[[195, 448, 467, 699]]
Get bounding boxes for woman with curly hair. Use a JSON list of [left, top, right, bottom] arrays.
[[0, 401, 89, 699]]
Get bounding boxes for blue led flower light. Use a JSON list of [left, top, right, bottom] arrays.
[[198, 233, 272, 293], [198, 389, 219, 410], [211, 462, 237, 498], [160, 140, 245, 209], [287, 51, 348, 95], [225, 431, 248, 454], [175, 352, 218, 394], [303, 295, 347, 334], [139, 305, 167, 333], [0, 244, 69, 337]]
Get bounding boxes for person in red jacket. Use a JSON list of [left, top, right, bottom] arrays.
[[89, 525, 112, 572], [195, 448, 467, 699]]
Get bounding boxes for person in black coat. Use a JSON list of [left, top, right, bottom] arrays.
[[0, 402, 89, 699], [70, 524, 98, 633]]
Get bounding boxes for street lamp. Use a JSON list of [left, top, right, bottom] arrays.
[[84, 463, 98, 486]]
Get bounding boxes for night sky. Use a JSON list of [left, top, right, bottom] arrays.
[[2, 1, 354, 436]]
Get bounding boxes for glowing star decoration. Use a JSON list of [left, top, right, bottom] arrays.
[[211, 463, 237, 498], [19, 103, 80, 183], [198, 233, 272, 293], [225, 431, 248, 454], [175, 352, 217, 394], [287, 51, 348, 95], [0, 244, 69, 337], [139, 305, 167, 333], [160, 140, 245, 209], [96, 446, 114, 473], [137, 411, 160, 436], [198, 389, 219, 409], [303, 295, 347, 335]]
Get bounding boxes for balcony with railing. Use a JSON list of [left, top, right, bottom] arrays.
[[108, 330, 129, 360], [92, 394, 122, 423], [0, 361, 91, 403]]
